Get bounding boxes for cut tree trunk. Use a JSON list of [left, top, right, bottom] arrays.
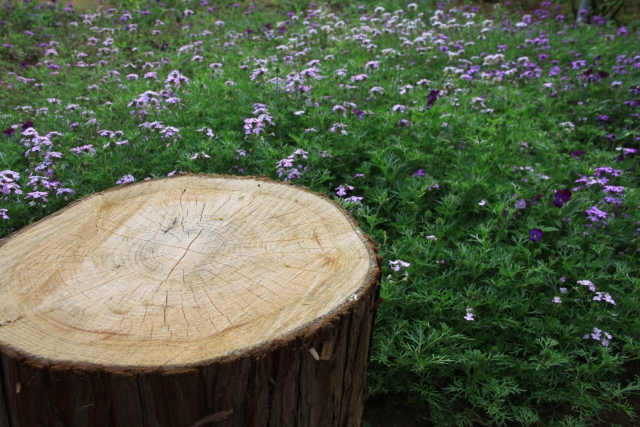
[[0, 174, 382, 427]]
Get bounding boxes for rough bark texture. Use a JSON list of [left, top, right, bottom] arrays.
[[0, 174, 382, 427], [0, 278, 381, 427]]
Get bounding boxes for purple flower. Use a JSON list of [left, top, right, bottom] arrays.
[[335, 184, 354, 197], [388, 259, 410, 272], [552, 297, 562, 304], [352, 109, 365, 120], [572, 60, 586, 70], [531, 194, 545, 205], [560, 276, 566, 283], [116, 174, 135, 185], [426, 89, 439, 110], [529, 228, 543, 242], [603, 185, 624, 194], [596, 115, 609, 122], [584, 327, 612, 347], [604, 196, 622, 205], [0, 208, 8, 220], [56, 188, 76, 196], [593, 292, 616, 305], [593, 167, 622, 177], [25, 191, 48, 202], [560, 287, 567, 294], [21, 120, 34, 130], [570, 150, 585, 159], [577, 279, 597, 292], [351, 74, 368, 82], [586, 206, 607, 222], [464, 306, 475, 321], [553, 189, 572, 208], [343, 196, 363, 205], [2, 128, 15, 136], [412, 169, 426, 177]]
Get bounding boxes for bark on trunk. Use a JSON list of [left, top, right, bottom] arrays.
[[0, 175, 382, 427]]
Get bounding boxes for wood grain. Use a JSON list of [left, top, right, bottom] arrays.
[[0, 174, 381, 427]]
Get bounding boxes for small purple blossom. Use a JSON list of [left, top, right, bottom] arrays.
[[531, 194, 545, 205], [577, 280, 597, 292], [583, 327, 612, 347], [25, 191, 48, 202], [388, 259, 410, 272], [593, 292, 616, 305], [515, 199, 527, 210], [586, 206, 607, 222], [276, 148, 308, 182], [553, 189, 572, 208], [343, 196, 363, 205], [116, 174, 135, 185], [464, 306, 475, 321], [529, 228, 543, 242], [335, 184, 354, 197], [427, 89, 440, 110]]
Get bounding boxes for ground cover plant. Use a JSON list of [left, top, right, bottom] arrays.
[[1, 0, 640, 425]]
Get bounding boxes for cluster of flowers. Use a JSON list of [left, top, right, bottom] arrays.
[[551, 279, 616, 347], [138, 121, 181, 142], [335, 184, 363, 206], [244, 103, 274, 136], [98, 129, 128, 148], [275, 148, 308, 182], [388, 259, 410, 272], [0, 125, 76, 216], [584, 327, 613, 347]]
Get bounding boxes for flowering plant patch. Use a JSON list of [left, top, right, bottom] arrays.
[[1, 1, 640, 425]]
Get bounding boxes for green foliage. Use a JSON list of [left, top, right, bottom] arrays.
[[0, 1, 639, 425]]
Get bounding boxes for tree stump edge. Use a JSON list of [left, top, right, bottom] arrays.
[[0, 174, 382, 427]]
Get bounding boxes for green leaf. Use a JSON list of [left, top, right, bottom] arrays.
[[541, 226, 559, 232], [562, 198, 585, 217]]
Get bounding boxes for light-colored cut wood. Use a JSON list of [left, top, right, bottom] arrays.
[[0, 174, 381, 427], [0, 174, 375, 368]]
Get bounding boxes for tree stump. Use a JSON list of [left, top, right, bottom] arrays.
[[0, 174, 382, 427]]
